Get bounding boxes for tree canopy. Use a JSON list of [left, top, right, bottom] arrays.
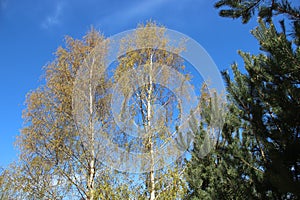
[[1, 1, 299, 199]]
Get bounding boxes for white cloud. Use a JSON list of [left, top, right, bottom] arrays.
[[41, 1, 64, 29]]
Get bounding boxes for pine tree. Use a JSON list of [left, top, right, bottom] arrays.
[[185, 85, 264, 199], [215, 0, 300, 44], [186, 1, 300, 197], [222, 19, 300, 198], [213, 0, 300, 198]]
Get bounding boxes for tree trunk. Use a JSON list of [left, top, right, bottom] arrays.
[[87, 61, 95, 200], [148, 54, 155, 200]]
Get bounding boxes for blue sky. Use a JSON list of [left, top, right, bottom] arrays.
[[0, 0, 260, 167]]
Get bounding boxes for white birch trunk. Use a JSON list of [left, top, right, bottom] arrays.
[[87, 60, 95, 200], [148, 54, 155, 200]]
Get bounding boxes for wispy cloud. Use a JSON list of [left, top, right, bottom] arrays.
[[0, 0, 8, 10], [98, 0, 170, 31], [41, 1, 64, 29]]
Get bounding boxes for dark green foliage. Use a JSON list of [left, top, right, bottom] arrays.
[[222, 19, 300, 198], [185, 99, 264, 199], [215, 0, 299, 23], [215, 0, 300, 44], [215, 0, 264, 23], [186, 1, 300, 199]]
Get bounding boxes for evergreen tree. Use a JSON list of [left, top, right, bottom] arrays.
[[215, 0, 300, 44], [214, 0, 300, 198], [222, 19, 300, 198], [186, 1, 300, 199], [185, 86, 264, 199]]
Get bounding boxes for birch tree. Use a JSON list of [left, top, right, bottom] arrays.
[[16, 23, 195, 199], [112, 22, 190, 200], [18, 28, 129, 199]]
